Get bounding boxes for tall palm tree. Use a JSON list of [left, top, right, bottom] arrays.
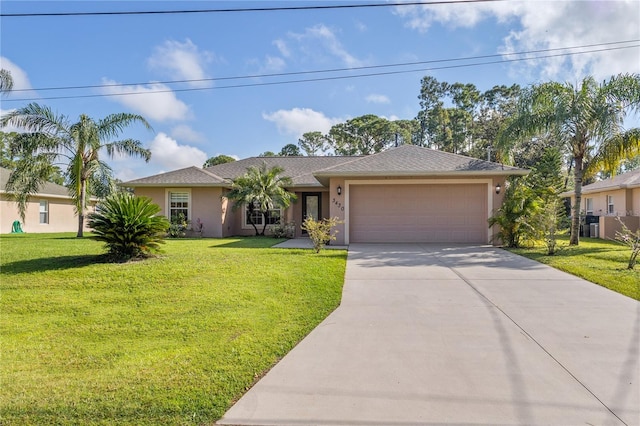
[[226, 163, 297, 236], [1, 103, 152, 237], [498, 74, 640, 245]]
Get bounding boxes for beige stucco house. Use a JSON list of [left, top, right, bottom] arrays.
[[1, 167, 95, 234], [561, 168, 640, 239], [124, 145, 528, 245]]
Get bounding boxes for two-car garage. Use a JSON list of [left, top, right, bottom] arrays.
[[347, 182, 490, 244]]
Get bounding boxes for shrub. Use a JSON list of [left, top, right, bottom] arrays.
[[488, 178, 541, 248], [87, 193, 169, 261], [270, 221, 296, 238], [301, 217, 342, 253], [168, 213, 189, 238], [614, 217, 640, 269]]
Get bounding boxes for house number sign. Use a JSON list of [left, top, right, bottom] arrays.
[[332, 198, 345, 211]]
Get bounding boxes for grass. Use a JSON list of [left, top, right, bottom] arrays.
[[509, 236, 640, 301], [0, 233, 347, 425]]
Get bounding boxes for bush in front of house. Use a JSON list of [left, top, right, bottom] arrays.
[[302, 217, 342, 253], [88, 192, 169, 261]]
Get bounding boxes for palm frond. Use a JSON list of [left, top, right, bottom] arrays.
[[97, 113, 153, 140], [104, 139, 151, 162]]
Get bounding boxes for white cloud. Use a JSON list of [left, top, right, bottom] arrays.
[[100, 79, 190, 122], [355, 21, 368, 32], [289, 24, 364, 68], [148, 39, 214, 88], [395, 1, 640, 80], [273, 39, 291, 58], [365, 94, 391, 104], [263, 108, 342, 136], [170, 124, 206, 143], [262, 55, 287, 73], [149, 132, 208, 169], [0, 57, 37, 100]]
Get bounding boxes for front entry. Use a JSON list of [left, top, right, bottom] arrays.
[[301, 192, 321, 235]]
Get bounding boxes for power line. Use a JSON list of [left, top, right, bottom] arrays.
[[1, 0, 505, 18], [4, 43, 638, 102], [9, 39, 640, 94]]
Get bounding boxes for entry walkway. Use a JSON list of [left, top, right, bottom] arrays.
[[219, 244, 639, 425]]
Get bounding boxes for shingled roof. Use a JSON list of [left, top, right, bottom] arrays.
[[124, 156, 356, 187], [123, 145, 528, 188], [313, 145, 526, 184], [1, 166, 71, 198], [563, 168, 640, 196], [123, 166, 226, 187]]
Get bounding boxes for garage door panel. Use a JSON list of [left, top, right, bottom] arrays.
[[349, 184, 487, 243]]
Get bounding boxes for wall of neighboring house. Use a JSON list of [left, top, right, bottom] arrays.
[[1, 194, 91, 234], [599, 215, 640, 240], [632, 188, 640, 216]]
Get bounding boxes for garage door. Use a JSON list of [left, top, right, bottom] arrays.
[[349, 184, 488, 243]]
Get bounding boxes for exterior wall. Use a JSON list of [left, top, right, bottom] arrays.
[[1, 194, 93, 234], [599, 215, 640, 240], [579, 189, 628, 217], [329, 178, 346, 245], [632, 188, 640, 216], [134, 187, 167, 215], [134, 186, 224, 238], [191, 187, 223, 237]]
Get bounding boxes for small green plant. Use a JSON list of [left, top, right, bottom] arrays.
[[614, 217, 640, 269], [168, 213, 190, 238], [301, 217, 342, 253], [87, 192, 169, 261], [271, 221, 296, 238]]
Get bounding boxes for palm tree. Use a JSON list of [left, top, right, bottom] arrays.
[[226, 162, 297, 236], [498, 74, 640, 245], [0, 69, 13, 94], [1, 103, 152, 237]]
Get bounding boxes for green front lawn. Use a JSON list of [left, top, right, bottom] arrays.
[[0, 234, 347, 425], [510, 237, 640, 301]]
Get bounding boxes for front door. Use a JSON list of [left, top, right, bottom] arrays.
[[302, 192, 321, 235]]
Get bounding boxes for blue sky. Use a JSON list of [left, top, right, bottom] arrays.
[[1, 1, 639, 181]]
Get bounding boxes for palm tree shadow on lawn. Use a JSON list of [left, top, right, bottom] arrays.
[[1, 254, 111, 275]]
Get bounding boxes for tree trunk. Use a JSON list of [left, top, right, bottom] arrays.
[[260, 211, 268, 236], [569, 156, 583, 245], [76, 179, 86, 238]]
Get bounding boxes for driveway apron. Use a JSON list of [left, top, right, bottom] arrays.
[[218, 244, 639, 426]]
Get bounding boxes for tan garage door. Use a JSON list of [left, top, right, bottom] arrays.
[[349, 184, 488, 243]]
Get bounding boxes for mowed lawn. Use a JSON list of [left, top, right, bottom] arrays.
[[0, 234, 347, 425], [510, 236, 640, 301]]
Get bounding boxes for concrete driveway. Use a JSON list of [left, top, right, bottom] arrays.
[[219, 244, 639, 426]]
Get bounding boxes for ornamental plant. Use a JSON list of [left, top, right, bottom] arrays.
[[87, 192, 169, 261], [614, 217, 640, 270], [301, 217, 342, 253]]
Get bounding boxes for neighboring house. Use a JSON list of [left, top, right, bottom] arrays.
[[0, 167, 96, 234], [124, 145, 528, 245], [561, 168, 640, 239]]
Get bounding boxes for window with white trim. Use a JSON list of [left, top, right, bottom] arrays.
[[607, 195, 614, 214], [168, 191, 190, 221], [39, 200, 49, 224], [244, 205, 282, 227], [585, 198, 594, 215]]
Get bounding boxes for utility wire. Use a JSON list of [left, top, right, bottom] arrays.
[[10, 39, 640, 94], [1, 0, 505, 17], [4, 44, 638, 102]]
